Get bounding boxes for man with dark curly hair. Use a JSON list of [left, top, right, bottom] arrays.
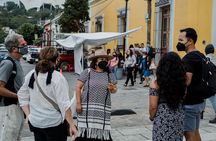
[[177, 28, 205, 141]]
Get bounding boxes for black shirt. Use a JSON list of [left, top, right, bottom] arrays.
[[182, 51, 204, 105]]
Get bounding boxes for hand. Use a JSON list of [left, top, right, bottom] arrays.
[[108, 83, 116, 93], [76, 103, 82, 114], [149, 116, 154, 121], [69, 124, 77, 137]]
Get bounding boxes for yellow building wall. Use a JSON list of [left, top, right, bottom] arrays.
[[90, 0, 148, 52], [173, 0, 213, 57]]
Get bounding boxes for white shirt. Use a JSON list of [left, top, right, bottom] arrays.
[[206, 53, 216, 65], [124, 55, 136, 67], [18, 70, 71, 128]]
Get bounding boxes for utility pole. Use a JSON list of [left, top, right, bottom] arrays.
[[123, 0, 129, 59]]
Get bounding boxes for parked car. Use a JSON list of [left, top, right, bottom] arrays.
[[0, 46, 8, 61], [26, 47, 41, 64], [23, 54, 27, 60], [57, 49, 74, 71]]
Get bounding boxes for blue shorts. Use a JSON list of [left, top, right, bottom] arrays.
[[183, 102, 205, 132]]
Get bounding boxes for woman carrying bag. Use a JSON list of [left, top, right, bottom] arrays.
[[18, 47, 77, 141], [75, 49, 117, 141]]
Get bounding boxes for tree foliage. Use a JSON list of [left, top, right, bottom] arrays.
[[17, 23, 43, 45], [0, 1, 62, 44], [0, 1, 63, 29], [59, 0, 89, 33], [0, 26, 7, 43]]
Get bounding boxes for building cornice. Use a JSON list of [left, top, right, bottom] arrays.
[[89, 0, 108, 7], [155, 0, 169, 7]]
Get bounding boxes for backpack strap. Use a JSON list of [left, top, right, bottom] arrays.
[[86, 68, 91, 128], [5, 56, 17, 90], [3, 56, 18, 106], [192, 51, 206, 61], [34, 72, 60, 113], [5, 56, 17, 76]]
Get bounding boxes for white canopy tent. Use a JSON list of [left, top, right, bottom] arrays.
[[55, 27, 141, 74]]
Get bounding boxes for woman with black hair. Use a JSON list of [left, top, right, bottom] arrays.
[[123, 49, 136, 86], [18, 47, 77, 141], [149, 52, 186, 141], [75, 49, 117, 141]]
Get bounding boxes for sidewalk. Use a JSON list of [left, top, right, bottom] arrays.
[[21, 73, 216, 141]]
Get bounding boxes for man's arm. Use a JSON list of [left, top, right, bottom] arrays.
[[0, 80, 17, 98], [186, 72, 193, 86]]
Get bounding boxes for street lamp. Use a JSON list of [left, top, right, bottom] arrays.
[[123, 0, 129, 59]]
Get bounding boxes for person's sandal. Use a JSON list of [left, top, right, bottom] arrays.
[[143, 84, 149, 87]]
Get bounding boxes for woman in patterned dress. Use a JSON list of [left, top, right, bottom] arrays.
[[75, 49, 117, 141], [149, 52, 186, 141]]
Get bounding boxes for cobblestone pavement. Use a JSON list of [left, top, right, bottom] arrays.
[[21, 72, 216, 141]]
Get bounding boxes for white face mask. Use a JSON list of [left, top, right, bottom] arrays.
[[143, 55, 146, 58]]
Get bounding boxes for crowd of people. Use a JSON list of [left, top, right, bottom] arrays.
[[123, 43, 156, 87], [0, 27, 216, 141]]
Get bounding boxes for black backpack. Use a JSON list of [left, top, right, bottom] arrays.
[[0, 56, 17, 105], [194, 52, 216, 99]]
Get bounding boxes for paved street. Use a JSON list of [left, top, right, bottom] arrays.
[[20, 61, 216, 141]]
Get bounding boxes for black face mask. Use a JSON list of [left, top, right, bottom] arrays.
[[176, 42, 186, 51], [98, 60, 108, 70], [176, 40, 190, 51]]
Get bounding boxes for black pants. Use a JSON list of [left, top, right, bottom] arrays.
[[28, 121, 68, 141], [125, 67, 134, 85], [133, 65, 139, 82]]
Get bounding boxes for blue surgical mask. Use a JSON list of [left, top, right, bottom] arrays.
[[16, 46, 28, 55]]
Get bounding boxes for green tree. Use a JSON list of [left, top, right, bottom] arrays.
[[0, 25, 7, 43], [18, 23, 34, 44], [0, 1, 62, 31], [9, 16, 29, 29], [17, 23, 43, 45], [59, 0, 89, 32], [33, 38, 43, 46], [6, 1, 19, 11]]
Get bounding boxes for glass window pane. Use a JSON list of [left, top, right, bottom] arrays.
[[163, 18, 167, 31], [162, 34, 167, 48]]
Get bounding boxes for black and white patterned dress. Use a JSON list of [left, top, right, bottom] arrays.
[[77, 68, 117, 141], [149, 88, 184, 141]]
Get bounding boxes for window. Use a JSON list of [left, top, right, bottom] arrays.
[[161, 6, 170, 54], [117, 10, 126, 47], [95, 16, 103, 32]]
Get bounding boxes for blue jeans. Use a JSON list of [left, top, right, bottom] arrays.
[[110, 66, 117, 79], [183, 102, 205, 132], [208, 95, 216, 117]]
